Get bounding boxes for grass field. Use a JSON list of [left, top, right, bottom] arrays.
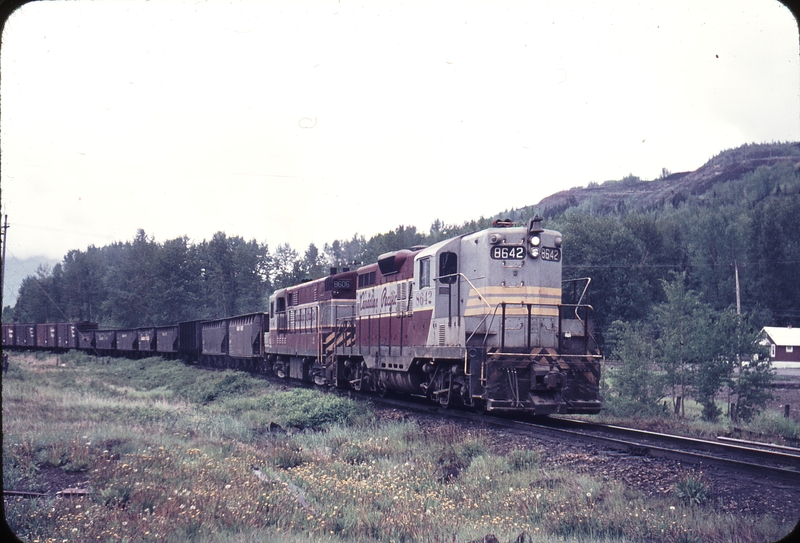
[[2, 352, 794, 543]]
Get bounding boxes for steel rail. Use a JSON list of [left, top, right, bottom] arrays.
[[716, 435, 800, 454], [545, 417, 800, 468]]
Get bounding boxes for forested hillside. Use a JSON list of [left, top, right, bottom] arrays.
[[5, 142, 800, 336]]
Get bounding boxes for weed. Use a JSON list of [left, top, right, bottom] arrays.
[[270, 440, 307, 469], [674, 474, 711, 506], [747, 411, 800, 440], [268, 388, 370, 430], [506, 448, 540, 471], [99, 484, 133, 507]]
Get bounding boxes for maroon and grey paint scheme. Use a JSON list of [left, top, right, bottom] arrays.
[[266, 216, 602, 415]]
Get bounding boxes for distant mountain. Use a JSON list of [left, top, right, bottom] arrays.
[[2, 255, 60, 307], [533, 142, 800, 217]]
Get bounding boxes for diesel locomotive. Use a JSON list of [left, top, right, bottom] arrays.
[[2, 216, 602, 415]]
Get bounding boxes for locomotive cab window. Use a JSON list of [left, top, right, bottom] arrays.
[[276, 297, 286, 312], [419, 258, 430, 289], [438, 252, 457, 284]]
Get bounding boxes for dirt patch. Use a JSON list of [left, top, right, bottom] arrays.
[[11, 466, 90, 496]]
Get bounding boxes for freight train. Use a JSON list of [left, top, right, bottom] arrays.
[[2, 216, 602, 415]]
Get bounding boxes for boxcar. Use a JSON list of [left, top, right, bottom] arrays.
[[2, 324, 15, 347], [14, 324, 36, 348], [56, 323, 77, 350], [36, 323, 59, 349]]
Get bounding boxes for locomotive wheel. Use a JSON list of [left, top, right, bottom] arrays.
[[472, 399, 487, 415]]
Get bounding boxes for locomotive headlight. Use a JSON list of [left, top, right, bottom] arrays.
[[529, 247, 540, 258], [529, 235, 541, 247]]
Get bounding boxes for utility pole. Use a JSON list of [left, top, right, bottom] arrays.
[[1, 215, 8, 307], [732, 259, 743, 422]]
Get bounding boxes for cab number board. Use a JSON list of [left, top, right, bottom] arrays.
[[540, 247, 561, 261], [490, 246, 525, 260]]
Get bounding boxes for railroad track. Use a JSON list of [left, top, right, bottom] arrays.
[[529, 417, 800, 482], [356, 392, 800, 483]]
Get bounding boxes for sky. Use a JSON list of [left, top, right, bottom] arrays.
[[1, 0, 799, 268]]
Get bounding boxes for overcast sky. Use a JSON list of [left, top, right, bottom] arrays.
[[1, 0, 799, 265]]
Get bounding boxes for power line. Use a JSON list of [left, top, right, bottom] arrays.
[[564, 260, 800, 270]]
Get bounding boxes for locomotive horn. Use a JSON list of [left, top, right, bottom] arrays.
[[528, 215, 544, 233]]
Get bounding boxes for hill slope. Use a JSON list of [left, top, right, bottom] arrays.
[[533, 142, 800, 217]]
